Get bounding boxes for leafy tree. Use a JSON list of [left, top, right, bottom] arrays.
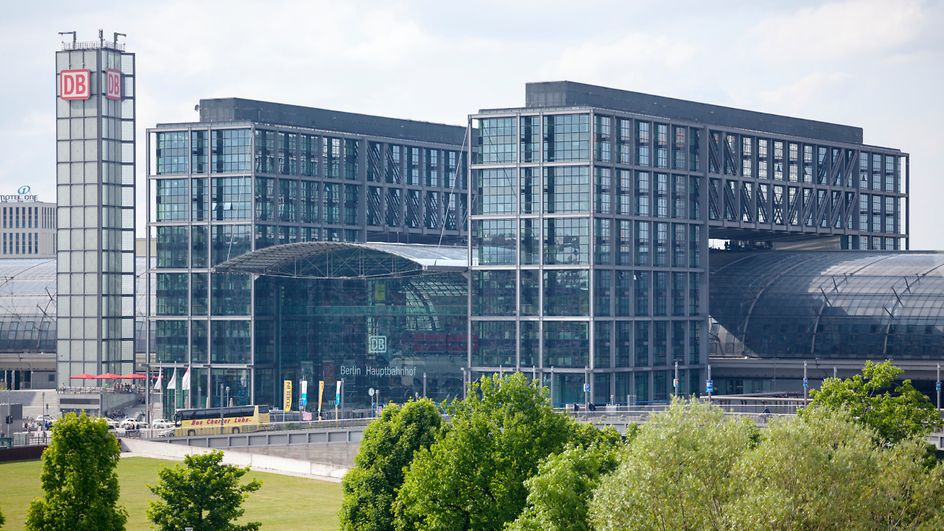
[[340, 398, 442, 530], [393, 373, 574, 530], [728, 408, 944, 529], [26, 412, 127, 531], [806, 360, 942, 444], [0, 504, 5, 528], [147, 450, 261, 531], [589, 399, 756, 530], [508, 428, 624, 531]]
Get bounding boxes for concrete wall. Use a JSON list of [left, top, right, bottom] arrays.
[[120, 438, 348, 482]]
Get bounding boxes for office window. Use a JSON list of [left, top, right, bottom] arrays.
[[520, 115, 540, 163], [156, 131, 188, 174], [544, 114, 590, 162], [473, 168, 516, 215], [475, 117, 516, 164], [155, 179, 188, 221], [544, 217, 589, 265], [210, 129, 251, 173], [545, 166, 589, 213]]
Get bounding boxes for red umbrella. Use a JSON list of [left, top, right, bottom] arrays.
[[119, 373, 146, 380], [95, 373, 122, 380], [70, 373, 97, 379]]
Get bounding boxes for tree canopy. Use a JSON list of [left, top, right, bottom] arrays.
[[147, 450, 261, 531], [807, 360, 942, 444], [508, 427, 623, 531], [26, 412, 127, 531], [589, 398, 756, 530], [728, 407, 944, 529], [340, 398, 442, 530], [393, 372, 576, 530]]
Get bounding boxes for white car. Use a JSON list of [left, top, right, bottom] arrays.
[[151, 419, 174, 430], [119, 418, 139, 430]]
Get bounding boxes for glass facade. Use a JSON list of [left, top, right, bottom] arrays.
[[471, 110, 709, 405], [148, 105, 467, 413]]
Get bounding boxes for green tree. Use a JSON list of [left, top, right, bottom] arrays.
[[806, 360, 942, 444], [147, 450, 261, 531], [340, 398, 442, 530], [0, 504, 5, 528], [728, 408, 944, 529], [393, 373, 574, 530], [26, 412, 127, 531], [589, 399, 756, 530], [508, 428, 624, 531]]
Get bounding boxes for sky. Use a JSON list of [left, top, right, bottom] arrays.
[[1, 0, 942, 248]]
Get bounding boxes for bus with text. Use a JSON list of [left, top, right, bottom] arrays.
[[173, 405, 270, 437]]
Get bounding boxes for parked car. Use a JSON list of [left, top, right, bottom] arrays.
[[151, 419, 174, 430], [119, 418, 139, 430]]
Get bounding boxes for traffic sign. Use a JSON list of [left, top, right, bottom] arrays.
[[583, 383, 590, 393], [368, 387, 375, 397], [802, 377, 809, 389], [706, 380, 714, 394]]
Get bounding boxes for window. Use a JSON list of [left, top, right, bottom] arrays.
[[520, 116, 540, 162], [472, 219, 516, 265], [156, 179, 188, 221], [211, 177, 250, 220], [473, 169, 516, 214], [544, 270, 589, 316], [594, 115, 611, 162], [156, 131, 188, 174], [637, 122, 650, 166], [544, 166, 589, 213], [544, 217, 589, 265], [544, 114, 590, 162], [211, 129, 251, 173], [475, 117, 516, 164]]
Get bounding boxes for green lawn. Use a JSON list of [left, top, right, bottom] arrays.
[[0, 456, 342, 530]]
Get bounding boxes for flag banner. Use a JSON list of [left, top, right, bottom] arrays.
[[181, 367, 191, 391], [154, 371, 163, 391], [318, 380, 325, 416], [299, 380, 308, 409], [283, 380, 293, 411], [166, 368, 178, 391], [335, 380, 342, 405]]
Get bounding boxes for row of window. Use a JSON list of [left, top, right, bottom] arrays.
[[706, 179, 900, 235], [473, 167, 702, 219], [472, 319, 701, 369], [1, 232, 46, 255], [472, 269, 701, 318], [708, 131, 902, 193], [472, 218, 703, 268], [0, 206, 55, 229], [155, 130, 466, 189], [155, 176, 467, 231], [473, 114, 702, 171], [472, 115, 904, 199]]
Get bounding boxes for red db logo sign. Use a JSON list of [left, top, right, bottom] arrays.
[[60, 69, 90, 101], [106, 69, 122, 100]]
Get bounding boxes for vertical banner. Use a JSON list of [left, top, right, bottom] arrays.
[[299, 380, 308, 409], [317, 380, 325, 419], [283, 380, 293, 411], [335, 380, 342, 405]]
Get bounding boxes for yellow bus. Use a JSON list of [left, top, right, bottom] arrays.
[[173, 405, 270, 437]]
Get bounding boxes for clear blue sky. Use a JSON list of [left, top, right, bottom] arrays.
[[2, 0, 941, 248]]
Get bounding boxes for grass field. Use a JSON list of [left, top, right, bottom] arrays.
[[0, 457, 342, 530]]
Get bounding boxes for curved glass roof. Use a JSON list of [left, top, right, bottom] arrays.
[[214, 242, 468, 279], [0, 258, 152, 353], [710, 251, 944, 360]]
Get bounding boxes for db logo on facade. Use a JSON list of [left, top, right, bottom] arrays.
[[106, 69, 122, 100], [60, 69, 90, 101]]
